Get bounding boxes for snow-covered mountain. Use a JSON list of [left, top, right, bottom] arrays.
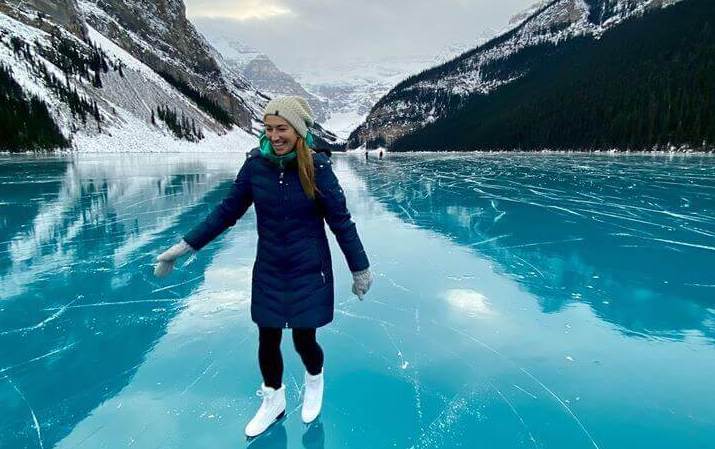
[[288, 28, 505, 141], [0, 0, 273, 152], [193, 27, 329, 124], [294, 57, 434, 140], [292, 46, 480, 140], [195, 20, 503, 141], [348, 0, 685, 149], [78, 0, 267, 126]]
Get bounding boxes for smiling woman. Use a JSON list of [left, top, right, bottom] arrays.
[[185, 0, 293, 20], [154, 95, 373, 438], [264, 115, 299, 156]]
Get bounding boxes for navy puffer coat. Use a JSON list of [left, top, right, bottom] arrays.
[[183, 148, 369, 328]]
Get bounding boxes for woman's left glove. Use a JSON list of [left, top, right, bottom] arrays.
[[351, 268, 373, 300]]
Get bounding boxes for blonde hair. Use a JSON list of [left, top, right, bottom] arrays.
[[296, 137, 319, 200]]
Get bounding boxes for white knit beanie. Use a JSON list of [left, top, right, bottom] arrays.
[[263, 96, 314, 138]]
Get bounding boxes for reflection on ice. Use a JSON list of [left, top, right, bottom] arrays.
[[443, 289, 494, 318], [350, 153, 715, 342], [1, 153, 250, 448]]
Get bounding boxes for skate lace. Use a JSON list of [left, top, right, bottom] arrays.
[[256, 388, 276, 399]]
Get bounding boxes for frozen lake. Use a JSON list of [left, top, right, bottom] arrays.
[[1, 152, 714, 449]]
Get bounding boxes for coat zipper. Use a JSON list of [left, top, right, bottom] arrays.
[[280, 168, 288, 329]]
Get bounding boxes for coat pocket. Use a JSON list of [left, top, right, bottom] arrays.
[[316, 240, 333, 284]]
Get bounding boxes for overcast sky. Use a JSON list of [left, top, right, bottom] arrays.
[[185, 0, 536, 73]]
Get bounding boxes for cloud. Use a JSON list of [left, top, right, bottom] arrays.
[[186, 0, 537, 72], [443, 289, 495, 318], [186, 0, 294, 21]]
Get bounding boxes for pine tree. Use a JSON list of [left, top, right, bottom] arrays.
[[391, 0, 715, 151], [93, 68, 102, 88], [0, 64, 68, 150]]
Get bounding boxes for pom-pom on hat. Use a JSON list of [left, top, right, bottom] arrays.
[[263, 96, 314, 138]]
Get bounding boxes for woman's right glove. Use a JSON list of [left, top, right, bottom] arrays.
[[154, 239, 195, 277], [351, 268, 373, 301]]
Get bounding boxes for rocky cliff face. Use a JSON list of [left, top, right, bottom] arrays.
[[0, 0, 271, 151], [193, 26, 328, 124], [78, 0, 263, 130], [241, 55, 327, 123], [0, 0, 85, 37]]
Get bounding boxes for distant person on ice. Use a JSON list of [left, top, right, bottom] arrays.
[[153, 96, 373, 437]]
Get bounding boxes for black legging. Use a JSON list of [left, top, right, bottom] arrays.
[[258, 327, 324, 389]]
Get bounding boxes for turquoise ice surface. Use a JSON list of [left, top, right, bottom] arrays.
[[1, 152, 714, 449]]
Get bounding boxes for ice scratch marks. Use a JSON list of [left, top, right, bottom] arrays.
[[435, 320, 506, 359], [180, 359, 215, 396], [335, 309, 396, 328], [382, 284, 423, 415], [382, 323, 409, 370], [44, 298, 180, 310], [415, 307, 421, 334], [4, 375, 44, 449], [409, 391, 475, 449], [501, 237, 584, 250], [289, 371, 302, 400], [519, 366, 601, 449], [407, 309, 425, 427], [411, 369, 424, 425], [512, 254, 545, 279], [680, 225, 715, 238], [114, 251, 151, 270], [624, 202, 714, 225], [577, 208, 681, 229], [437, 321, 602, 449], [491, 200, 506, 223], [397, 204, 416, 225], [71, 424, 105, 448], [637, 237, 715, 252], [547, 204, 587, 218], [323, 327, 394, 366], [180, 335, 250, 396], [367, 297, 413, 314], [513, 384, 538, 400], [491, 383, 538, 449], [0, 297, 78, 335], [283, 402, 303, 420], [468, 234, 511, 247], [0, 343, 76, 375], [151, 274, 204, 294], [611, 232, 715, 252], [384, 275, 411, 293]]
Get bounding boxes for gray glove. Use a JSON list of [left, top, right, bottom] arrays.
[[351, 268, 373, 300], [154, 239, 195, 277]]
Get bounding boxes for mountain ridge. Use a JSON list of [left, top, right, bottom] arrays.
[[348, 0, 691, 150], [0, 0, 340, 151]]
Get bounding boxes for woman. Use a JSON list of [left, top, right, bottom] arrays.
[[153, 96, 373, 437]]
